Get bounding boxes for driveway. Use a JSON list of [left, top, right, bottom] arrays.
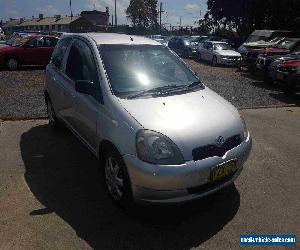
[[0, 107, 299, 249]]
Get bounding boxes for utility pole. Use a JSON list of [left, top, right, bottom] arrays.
[[159, 2, 164, 33], [180, 16, 182, 27], [112, 14, 114, 26], [114, 0, 117, 26]]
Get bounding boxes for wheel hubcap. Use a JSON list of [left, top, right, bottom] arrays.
[[105, 157, 124, 201], [8, 59, 17, 69]]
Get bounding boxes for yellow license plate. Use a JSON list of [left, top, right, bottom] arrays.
[[211, 160, 237, 182], [277, 73, 284, 80]]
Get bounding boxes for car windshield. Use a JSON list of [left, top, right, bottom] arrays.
[[275, 39, 297, 49], [98, 45, 200, 98], [214, 43, 231, 50]]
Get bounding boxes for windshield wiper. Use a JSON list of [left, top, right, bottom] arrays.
[[127, 85, 184, 99], [127, 81, 203, 99]]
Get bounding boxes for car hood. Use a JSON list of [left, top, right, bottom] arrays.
[[215, 50, 241, 57], [118, 88, 244, 160]]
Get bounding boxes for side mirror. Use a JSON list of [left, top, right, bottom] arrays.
[[75, 80, 95, 95]]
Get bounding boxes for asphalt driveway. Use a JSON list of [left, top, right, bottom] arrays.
[[0, 107, 299, 249]]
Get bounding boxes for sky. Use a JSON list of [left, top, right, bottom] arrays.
[[0, 0, 207, 27]]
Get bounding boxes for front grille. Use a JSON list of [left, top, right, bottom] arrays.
[[192, 135, 241, 161]]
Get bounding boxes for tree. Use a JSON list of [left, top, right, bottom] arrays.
[[126, 0, 158, 28], [206, 0, 300, 35]]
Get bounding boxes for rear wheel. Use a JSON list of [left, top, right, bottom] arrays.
[[197, 53, 202, 62], [183, 50, 190, 58], [6, 58, 18, 70], [212, 56, 218, 67]]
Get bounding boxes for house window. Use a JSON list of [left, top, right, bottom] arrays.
[[57, 24, 61, 31], [52, 25, 55, 30], [45, 25, 49, 30]]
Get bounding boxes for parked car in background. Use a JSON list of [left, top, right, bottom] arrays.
[[238, 30, 299, 54], [0, 35, 59, 70], [190, 36, 209, 46], [0, 27, 5, 40], [256, 38, 300, 73], [221, 37, 246, 49], [198, 41, 242, 66], [45, 33, 252, 206], [168, 36, 198, 58], [0, 32, 37, 48], [266, 56, 300, 92], [279, 66, 300, 93]]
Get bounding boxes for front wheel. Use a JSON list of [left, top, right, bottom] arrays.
[[46, 98, 62, 131], [6, 58, 19, 70], [103, 147, 133, 207]]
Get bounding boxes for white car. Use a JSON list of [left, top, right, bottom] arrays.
[[198, 41, 242, 66], [0, 28, 5, 41]]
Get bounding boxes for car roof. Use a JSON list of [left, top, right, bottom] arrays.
[[73, 33, 162, 46]]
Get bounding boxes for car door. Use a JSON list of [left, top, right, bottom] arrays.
[[46, 37, 74, 123], [65, 39, 103, 150], [21, 37, 44, 65]]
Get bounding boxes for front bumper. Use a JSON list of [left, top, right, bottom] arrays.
[[218, 57, 242, 66], [124, 133, 252, 204]]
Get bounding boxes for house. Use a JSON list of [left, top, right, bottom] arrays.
[[3, 8, 110, 34]]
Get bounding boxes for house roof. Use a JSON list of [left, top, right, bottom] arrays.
[[18, 16, 81, 27], [3, 19, 22, 28]]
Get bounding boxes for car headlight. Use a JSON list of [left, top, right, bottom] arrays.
[[136, 130, 184, 165]]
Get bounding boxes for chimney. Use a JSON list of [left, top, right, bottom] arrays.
[[55, 14, 61, 20], [106, 7, 109, 14], [39, 14, 43, 20]]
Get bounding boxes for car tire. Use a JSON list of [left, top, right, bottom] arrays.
[[197, 53, 202, 62], [46, 98, 63, 131], [212, 56, 218, 67], [103, 146, 133, 208], [6, 57, 19, 70], [183, 50, 190, 58]]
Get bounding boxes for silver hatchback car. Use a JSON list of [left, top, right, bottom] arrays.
[[45, 33, 252, 206]]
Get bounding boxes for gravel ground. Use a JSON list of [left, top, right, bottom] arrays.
[[0, 67, 46, 119], [0, 62, 299, 120]]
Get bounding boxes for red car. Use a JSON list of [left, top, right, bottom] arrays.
[[0, 35, 59, 70]]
